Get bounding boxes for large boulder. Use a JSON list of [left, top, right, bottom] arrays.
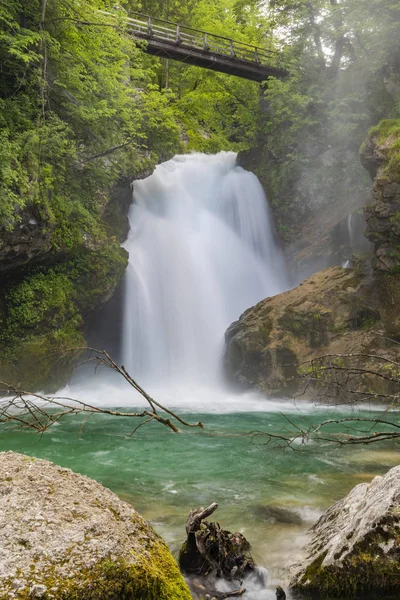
[[224, 263, 400, 397], [0, 452, 191, 600], [224, 265, 378, 396], [290, 465, 400, 599]]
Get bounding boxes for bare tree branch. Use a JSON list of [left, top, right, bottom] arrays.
[[0, 349, 204, 435]]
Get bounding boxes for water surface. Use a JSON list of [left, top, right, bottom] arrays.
[[1, 399, 397, 598]]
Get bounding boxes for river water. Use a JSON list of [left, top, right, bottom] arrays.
[[1, 152, 397, 598], [0, 401, 396, 598]]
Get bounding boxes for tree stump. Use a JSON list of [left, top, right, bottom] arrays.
[[179, 503, 255, 598]]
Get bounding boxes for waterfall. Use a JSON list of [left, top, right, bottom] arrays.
[[122, 152, 287, 387], [347, 213, 354, 250], [341, 214, 355, 268]]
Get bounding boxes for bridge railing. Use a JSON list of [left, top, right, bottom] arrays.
[[124, 12, 282, 68]]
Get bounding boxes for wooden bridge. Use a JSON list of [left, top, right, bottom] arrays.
[[123, 13, 288, 82]]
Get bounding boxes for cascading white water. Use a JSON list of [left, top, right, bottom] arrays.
[[347, 213, 354, 250], [122, 151, 287, 387]]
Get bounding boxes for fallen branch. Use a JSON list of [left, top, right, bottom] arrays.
[[0, 349, 204, 435]]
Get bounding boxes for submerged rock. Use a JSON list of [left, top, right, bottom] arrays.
[[251, 505, 303, 526], [290, 465, 400, 598], [0, 451, 191, 600]]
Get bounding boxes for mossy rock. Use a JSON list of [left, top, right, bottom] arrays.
[[224, 265, 389, 397], [0, 326, 86, 391], [0, 452, 191, 600], [0, 239, 128, 390], [12, 544, 191, 600], [290, 466, 400, 599], [361, 119, 400, 272]]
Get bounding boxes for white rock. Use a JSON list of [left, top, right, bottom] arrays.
[[0, 451, 190, 599], [290, 465, 400, 596]]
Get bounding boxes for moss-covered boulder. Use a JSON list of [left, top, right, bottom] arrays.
[[361, 119, 400, 272], [0, 240, 128, 391], [290, 465, 400, 599], [0, 451, 191, 600], [224, 264, 399, 397]]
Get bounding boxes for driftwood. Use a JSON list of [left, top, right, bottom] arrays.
[[186, 503, 219, 534], [180, 503, 256, 599]]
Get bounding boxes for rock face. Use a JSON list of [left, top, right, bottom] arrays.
[[225, 265, 400, 400], [0, 208, 55, 274], [226, 121, 400, 399], [361, 120, 400, 272], [288, 211, 371, 283], [224, 265, 383, 395], [0, 452, 191, 600], [290, 465, 400, 598]]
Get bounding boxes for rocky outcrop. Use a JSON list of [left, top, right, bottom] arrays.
[[0, 168, 143, 390], [226, 120, 400, 399], [224, 264, 399, 397], [0, 451, 191, 600], [0, 239, 128, 391], [290, 465, 400, 598], [361, 119, 400, 272], [0, 207, 55, 274]]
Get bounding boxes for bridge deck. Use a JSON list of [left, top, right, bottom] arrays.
[[125, 13, 288, 82]]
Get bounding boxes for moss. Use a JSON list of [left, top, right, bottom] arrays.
[[278, 309, 331, 347], [3, 540, 191, 600], [349, 307, 380, 330], [0, 325, 85, 391], [370, 119, 400, 143], [0, 238, 128, 390], [278, 310, 310, 337], [293, 529, 400, 599], [259, 318, 273, 343], [66, 241, 128, 314], [369, 119, 400, 182], [2, 272, 79, 341]]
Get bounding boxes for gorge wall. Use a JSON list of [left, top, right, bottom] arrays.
[[0, 180, 133, 391], [225, 121, 400, 399]]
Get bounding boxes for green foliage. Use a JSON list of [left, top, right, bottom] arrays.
[[1, 241, 127, 347], [4, 272, 78, 338], [0, 0, 273, 236], [0, 0, 183, 235], [369, 119, 400, 182], [243, 0, 400, 241]]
